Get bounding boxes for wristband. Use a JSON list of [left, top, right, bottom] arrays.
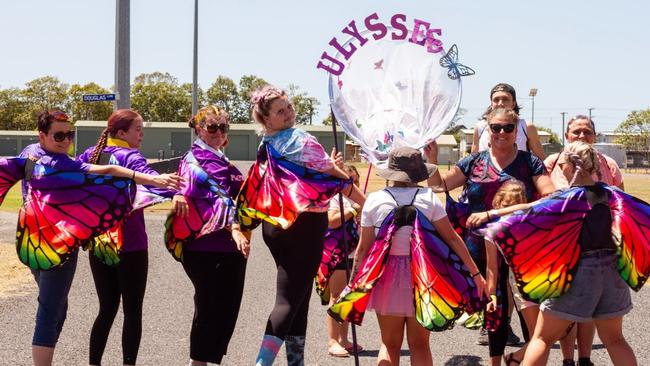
[[471, 271, 481, 278], [488, 209, 498, 219], [131, 170, 136, 181], [490, 294, 497, 303], [349, 207, 358, 218]]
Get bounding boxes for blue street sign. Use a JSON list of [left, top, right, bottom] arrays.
[[82, 93, 117, 102]]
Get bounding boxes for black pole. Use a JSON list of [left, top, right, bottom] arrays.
[[330, 107, 360, 366]]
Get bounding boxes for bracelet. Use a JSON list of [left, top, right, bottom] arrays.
[[485, 211, 490, 220], [490, 294, 497, 303], [471, 271, 481, 278], [488, 209, 498, 219], [131, 170, 136, 181], [348, 207, 358, 218]]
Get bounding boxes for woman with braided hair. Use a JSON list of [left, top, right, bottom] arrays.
[[78, 109, 180, 366], [466, 141, 639, 366]]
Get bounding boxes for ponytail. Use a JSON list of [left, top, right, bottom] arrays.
[[89, 128, 110, 164]]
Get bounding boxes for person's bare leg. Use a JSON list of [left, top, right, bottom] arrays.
[[593, 316, 637, 366], [522, 311, 573, 366], [376, 314, 406, 366], [405, 317, 432, 366], [327, 270, 349, 355], [510, 306, 539, 362], [32, 345, 54, 366]]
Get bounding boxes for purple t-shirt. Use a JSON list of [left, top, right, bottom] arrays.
[[78, 145, 173, 253], [182, 141, 244, 253], [18, 143, 90, 200]]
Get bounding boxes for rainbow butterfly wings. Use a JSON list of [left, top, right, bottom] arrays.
[[315, 219, 359, 304], [164, 151, 235, 262], [329, 208, 484, 331], [485, 184, 650, 303], [17, 164, 135, 270], [237, 143, 350, 230]]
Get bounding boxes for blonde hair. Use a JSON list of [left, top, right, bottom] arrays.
[[487, 108, 519, 124], [492, 179, 527, 209], [250, 85, 287, 135], [563, 141, 601, 186], [189, 105, 230, 148]]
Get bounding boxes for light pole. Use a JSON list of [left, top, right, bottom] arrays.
[[529, 88, 538, 122], [588, 107, 594, 121], [192, 0, 199, 116], [115, 0, 131, 109], [560, 112, 566, 147]]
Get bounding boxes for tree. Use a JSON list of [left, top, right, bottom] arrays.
[[0, 87, 30, 130], [321, 113, 333, 126], [22, 76, 69, 110], [615, 109, 650, 164], [286, 84, 320, 125], [131, 72, 198, 122], [66, 83, 113, 122], [238, 75, 268, 123], [536, 126, 561, 145], [206, 76, 245, 123]]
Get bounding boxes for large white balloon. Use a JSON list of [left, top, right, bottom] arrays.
[[329, 29, 462, 168]]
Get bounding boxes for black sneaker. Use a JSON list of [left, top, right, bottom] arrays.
[[506, 325, 522, 346], [476, 328, 488, 345], [577, 358, 594, 366], [562, 360, 576, 366]]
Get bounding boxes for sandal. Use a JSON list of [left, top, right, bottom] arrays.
[[504, 353, 521, 365], [327, 343, 349, 358]]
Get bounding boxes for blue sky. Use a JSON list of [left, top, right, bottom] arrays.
[[1, 0, 648, 135]]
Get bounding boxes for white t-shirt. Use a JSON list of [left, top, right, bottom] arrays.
[[360, 187, 447, 256], [328, 195, 354, 212]]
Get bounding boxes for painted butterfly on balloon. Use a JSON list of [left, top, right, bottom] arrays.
[[439, 44, 475, 80]]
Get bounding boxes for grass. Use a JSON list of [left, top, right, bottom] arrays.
[[1, 165, 649, 212]]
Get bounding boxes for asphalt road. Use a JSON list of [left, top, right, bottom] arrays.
[[0, 170, 649, 365]]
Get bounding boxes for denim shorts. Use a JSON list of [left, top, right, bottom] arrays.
[[540, 249, 632, 322]]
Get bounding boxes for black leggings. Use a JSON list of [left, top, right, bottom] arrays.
[[488, 258, 512, 357], [182, 251, 247, 364], [89, 250, 148, 365], [262, 212, 328, 339]]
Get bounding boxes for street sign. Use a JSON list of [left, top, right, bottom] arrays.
[[82, 93, 117, 102]]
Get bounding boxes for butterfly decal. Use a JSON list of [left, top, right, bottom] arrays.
[[329, 208, 484, 331], [237, 143, 351, 230], [439, 44, 475, 80], [485, 184, 650, 304], [164, 151, 235, 262], [315, 219, 359, 304], [12, 160, 136, 270], [374, 59, 384, 70], [395, 81, 408, 91]]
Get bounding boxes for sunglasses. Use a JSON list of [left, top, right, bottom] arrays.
[[51, 131, 75, 142], [489, 123, 516, 134], [204, 123, 229, 134]]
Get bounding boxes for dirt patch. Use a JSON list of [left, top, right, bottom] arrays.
[[0, 243, 36, 298]]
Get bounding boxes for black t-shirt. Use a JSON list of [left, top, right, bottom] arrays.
[[579, 184, 616, 252]]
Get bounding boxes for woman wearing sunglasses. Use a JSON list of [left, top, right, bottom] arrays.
[[168, 105, 248, 366], [18, 110, 180, 366], [425, 108, 554, 366], [78, 109, 181, 366]]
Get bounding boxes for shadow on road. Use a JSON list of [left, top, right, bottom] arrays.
[[444, 355, 482, 365], [357, 349, 411, 357]]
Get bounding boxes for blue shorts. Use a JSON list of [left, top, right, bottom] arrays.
[[540, 249, 632, 322]]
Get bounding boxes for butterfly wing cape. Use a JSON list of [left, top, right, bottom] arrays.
[[328, 28, 468, 168], [485, 188, 593, 303], [329, 209, 483, 331], [237, 143, 350, 230], [315, 218, 360, 304], [9, 159, 136, 270], [164, 151, 235, 262], [0, 158, 26, 204], [606, 186, 650, 291]]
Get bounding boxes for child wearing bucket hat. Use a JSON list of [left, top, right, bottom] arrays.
[[330, 146, 487, 365]]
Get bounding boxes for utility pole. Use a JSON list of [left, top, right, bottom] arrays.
[[529, 88, 538, 122], [115, 0, 131, 109], [561, 112, 567, 146]]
